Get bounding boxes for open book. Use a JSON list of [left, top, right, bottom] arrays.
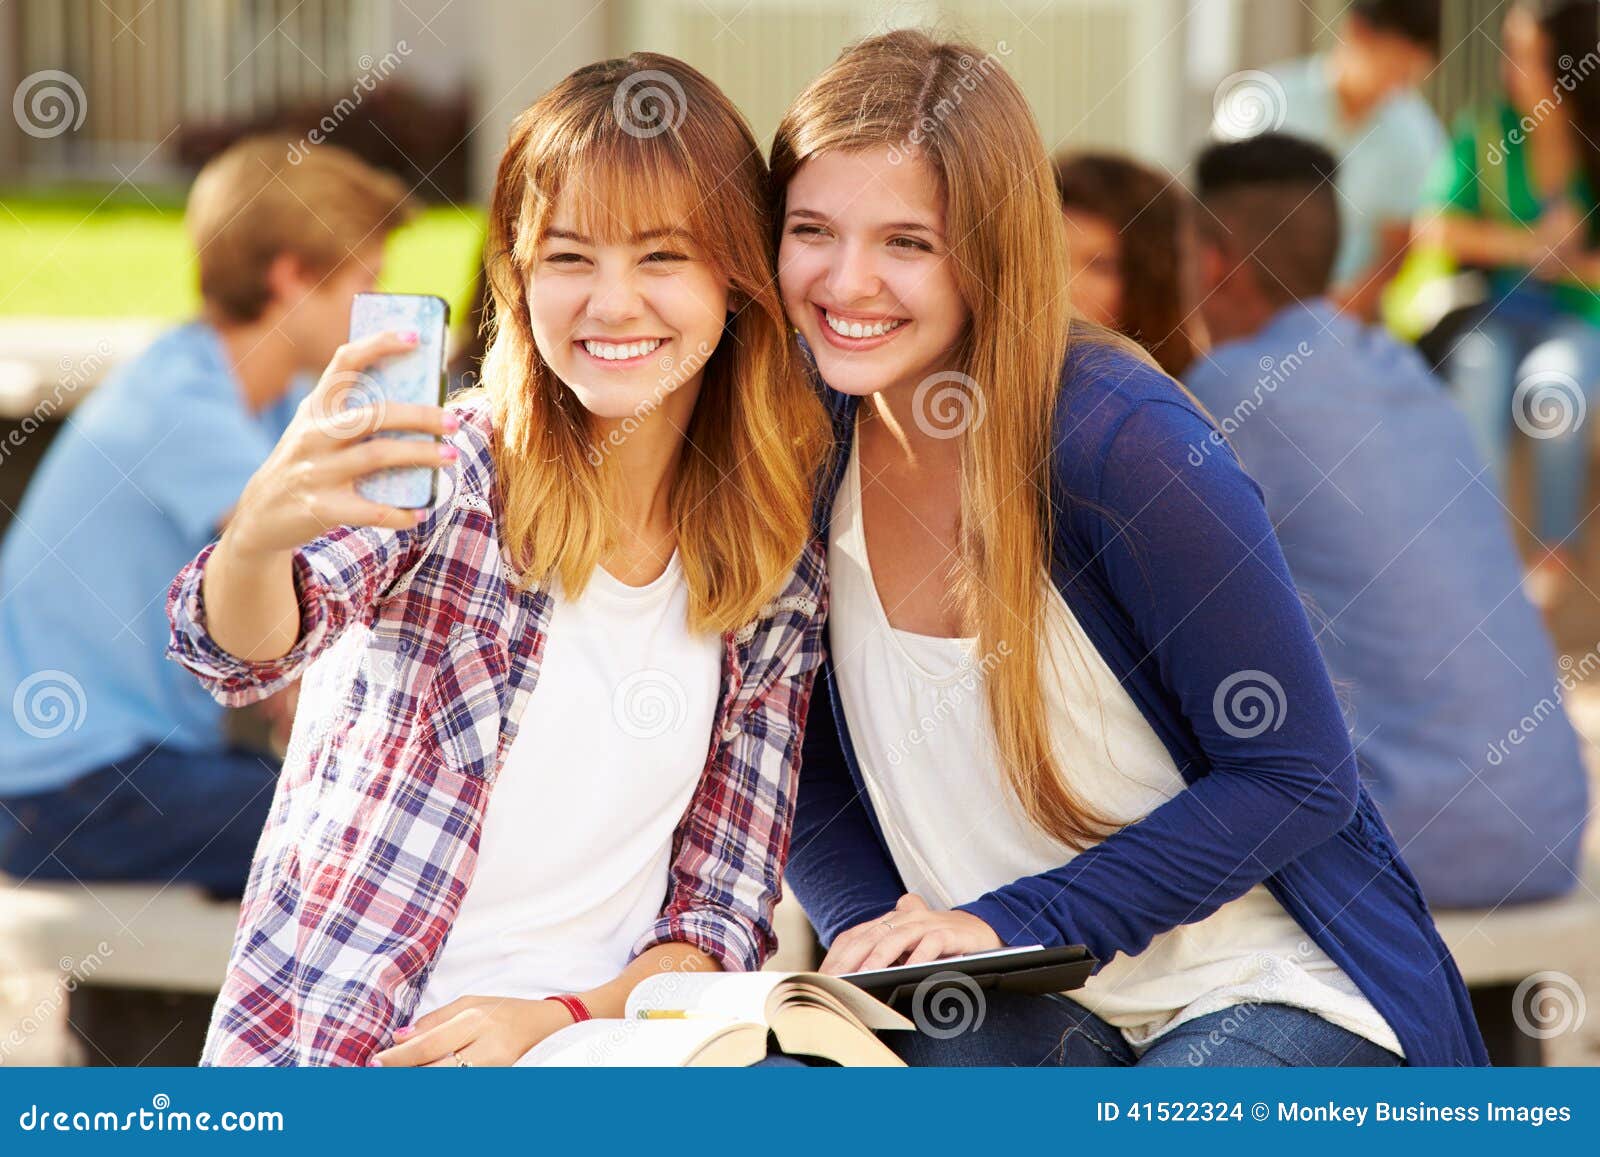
[[515, 970, 913, 1067]]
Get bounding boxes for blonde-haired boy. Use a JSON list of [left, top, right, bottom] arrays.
[[0, 138, 412, 896]]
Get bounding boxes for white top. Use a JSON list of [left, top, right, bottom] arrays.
[[827, 439, 1403, 1056], [414, 553, 722, 1016]]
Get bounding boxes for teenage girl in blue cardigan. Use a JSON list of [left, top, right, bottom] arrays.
[[772, 30, 1486, 1067]]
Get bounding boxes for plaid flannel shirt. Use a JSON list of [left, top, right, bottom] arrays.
[[166, 398, 827, 1066]]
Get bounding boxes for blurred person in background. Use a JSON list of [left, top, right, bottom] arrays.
[[1055, 151, 1206, 377], [0, 139, 413, 898], [1420, 0, 1600, 608], [1187, 132, 1589, 911], [1227, 0, 1444, 321]]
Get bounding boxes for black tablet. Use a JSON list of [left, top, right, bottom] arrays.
[[842, 943, 1097, 1007]]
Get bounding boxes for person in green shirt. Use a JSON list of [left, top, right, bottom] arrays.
[[1418, 0, 1600, 606]]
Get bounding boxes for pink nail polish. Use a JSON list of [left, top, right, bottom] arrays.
[[368, 1056, 383, 1067], [395, 1025, 413, 1038], [398, 330, 419, 343], [443, 412, 461, 432]]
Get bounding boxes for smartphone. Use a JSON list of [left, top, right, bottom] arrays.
[[346, 292, 451, 509]]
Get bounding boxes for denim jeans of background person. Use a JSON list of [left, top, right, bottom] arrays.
[[1447, 284, 1600, 554], [1428, 103, 1600, 563], [888, 990, 1401, 1067], [0, 138, 412, 897], [0, 745, 280, 897], [1187, 134, 1589, 910], [1417, 0, 1600, 584]]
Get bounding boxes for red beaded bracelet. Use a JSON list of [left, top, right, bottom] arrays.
[[545, 993, 592, 1024]]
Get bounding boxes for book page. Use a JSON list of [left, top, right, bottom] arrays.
[[625, 969, 788, 1023], [626, 970, 911, 1031], [515, 1017, 746, 1067]]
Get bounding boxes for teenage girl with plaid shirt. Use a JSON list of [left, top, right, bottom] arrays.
[[168, 54, 828, 1067]]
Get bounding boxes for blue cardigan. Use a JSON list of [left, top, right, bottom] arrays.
[[788, 337, 1489, 1067]]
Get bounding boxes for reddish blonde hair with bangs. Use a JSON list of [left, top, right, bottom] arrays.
[[464, 54, 828, 633]]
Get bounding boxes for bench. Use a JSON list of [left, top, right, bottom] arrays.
[[0, 317, 156, 420], [1432, 856, 1600, 1065], [16, 868, 1582, 1067], [0, 875, 239, 1065]]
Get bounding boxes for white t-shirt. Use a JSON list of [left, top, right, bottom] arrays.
[[414, 553, 722, 1016], [827, 439, 1402, 1057]]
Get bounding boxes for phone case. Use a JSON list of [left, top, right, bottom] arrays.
[[347, 292, 450, 509]]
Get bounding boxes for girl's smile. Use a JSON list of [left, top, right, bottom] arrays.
[[814, 304, 911, 350], [576, 335, 668, 366]]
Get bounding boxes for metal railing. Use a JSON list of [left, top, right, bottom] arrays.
[[7, 0, 391, 181]]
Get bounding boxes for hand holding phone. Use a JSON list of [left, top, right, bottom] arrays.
[[224, 329, 458, 561]]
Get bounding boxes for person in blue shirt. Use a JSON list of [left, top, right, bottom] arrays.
[[1218, 0, 1445, 321], [0, 137, 413, 897], [776, 30, 1484, 1066], [1184, 131, 1589, 911]]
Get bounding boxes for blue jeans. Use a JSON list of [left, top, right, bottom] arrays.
[[884, 990, 1403, 1067], [1446, 287, 1600, 546], [0, 744, 279, 898]]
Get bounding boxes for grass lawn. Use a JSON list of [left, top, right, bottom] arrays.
[[0, 187, 485, 323]]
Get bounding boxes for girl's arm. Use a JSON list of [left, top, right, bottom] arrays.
[[372, 942, 720, 1067], [785, 658, 908, 945], [1414, 208, 1546, 269], [951, 396, 1360, 967], [1411, 113, 1560, 272]]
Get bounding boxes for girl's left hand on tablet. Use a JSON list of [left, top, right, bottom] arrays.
[[370, 995, 571, 1067], [818, 893, 1003, 975]]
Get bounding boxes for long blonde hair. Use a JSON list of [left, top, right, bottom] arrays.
[[465, 53, 828, 634], [772, 30, 1121, 849]]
